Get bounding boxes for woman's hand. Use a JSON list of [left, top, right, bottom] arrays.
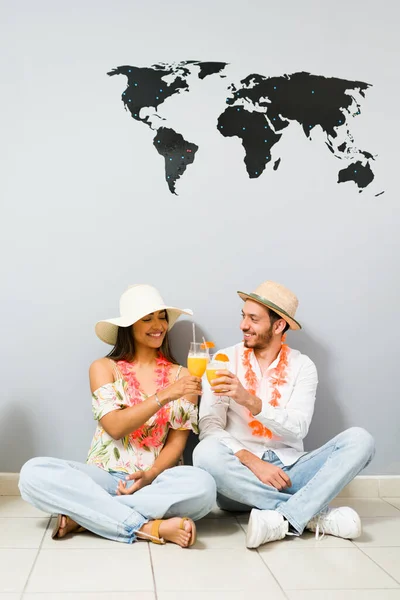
[[159, 375, 202, 404], [116, 469, 157, 495]]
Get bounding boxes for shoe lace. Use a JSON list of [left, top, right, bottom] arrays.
[[269, 523, 284, 541], [313, 507, 330, 541], [315, 519, 325, 541], [260, 517, 287, 543]]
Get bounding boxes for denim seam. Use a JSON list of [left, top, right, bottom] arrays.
[[277, 499, 332, 534], [287, 439, 339, 505], [22, 479, 140, 543], [276, 439, 340, 532], [290, 441, 337, 468], [121, 512, 148, 542], [275, 505, 303, 534]]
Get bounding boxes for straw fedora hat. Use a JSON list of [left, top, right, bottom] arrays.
[[237, 281, 301, 330], [95, 284, 194, 345]]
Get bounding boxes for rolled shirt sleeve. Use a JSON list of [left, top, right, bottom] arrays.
[[199, 373, 246, 454]]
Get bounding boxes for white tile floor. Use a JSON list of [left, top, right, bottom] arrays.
[[0, 496, 400, 599]]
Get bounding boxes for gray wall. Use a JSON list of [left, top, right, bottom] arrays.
[[1, 0, 399, 474]]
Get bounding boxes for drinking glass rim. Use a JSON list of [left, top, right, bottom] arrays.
[[188, 342, 209, 354], [207, 359, 230, 367]]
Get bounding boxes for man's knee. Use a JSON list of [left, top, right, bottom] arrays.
[[342, 427, 375, 460]]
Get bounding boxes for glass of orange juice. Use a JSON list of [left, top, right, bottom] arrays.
[[206, 353, 230, 403], [187, 342, 209, 377]]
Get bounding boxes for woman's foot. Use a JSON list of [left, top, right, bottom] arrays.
[[138, 517, 195, 547], [52, 515, 85, 539]]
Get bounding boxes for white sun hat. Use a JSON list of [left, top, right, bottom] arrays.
[[95, 284, 193, 345]]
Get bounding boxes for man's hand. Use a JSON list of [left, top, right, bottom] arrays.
[[235, 450, 291, 491], [211, 370, 255, 407], [116, 469, 157, 495]]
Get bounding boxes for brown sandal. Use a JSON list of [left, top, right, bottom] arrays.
[[150, 519, 167, 544], [181, 517, 197, 546], [51, 514, 86, 539], [142, 517, 196, 546]]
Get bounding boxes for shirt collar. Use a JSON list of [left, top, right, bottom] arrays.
[[246, 346, 282, 379]]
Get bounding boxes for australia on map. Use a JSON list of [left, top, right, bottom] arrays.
[[108, 61, 380, 195]]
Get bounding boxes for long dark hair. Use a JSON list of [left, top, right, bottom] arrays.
[[106, 313, 178, 364]]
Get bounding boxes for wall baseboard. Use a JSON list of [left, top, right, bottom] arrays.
[[337, 476, 400, 499], [0, 473, 20, 496], [1, 472, 400, 498]]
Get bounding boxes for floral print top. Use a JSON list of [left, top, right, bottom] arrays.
[[87, 354, 198, 474]]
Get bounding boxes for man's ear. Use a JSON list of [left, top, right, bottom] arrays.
[[274, 319, 287, 335]]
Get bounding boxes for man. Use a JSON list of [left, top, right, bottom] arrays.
[[193, 281, 375, 548]]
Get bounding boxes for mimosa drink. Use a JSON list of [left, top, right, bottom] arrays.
[[206, 353, 230, 390], [188, 356, 208, 377], [187, 342, 209, 378]]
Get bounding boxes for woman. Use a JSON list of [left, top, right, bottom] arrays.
[[19, 284, 216, 547]]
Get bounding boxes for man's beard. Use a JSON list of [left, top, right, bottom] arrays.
[[243, 325, 274, 350]]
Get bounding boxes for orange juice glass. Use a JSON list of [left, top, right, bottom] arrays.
[[206, 356, 230, 391], [187, 342, 209, 377]]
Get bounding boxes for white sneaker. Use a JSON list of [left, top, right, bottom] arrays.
[[307, 507, 362, 540], [246, 509, 288, 548]]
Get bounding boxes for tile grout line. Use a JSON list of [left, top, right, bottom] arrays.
[[234, 515, 290, 600], [4, 507, 400, 597], [254, 547, 291, 599], [381, 498, 400, 512], [355, 544, 400, 587], [234, 511, 399, 592], [20, 514, 52, 596], [354, 545, 400, 548], [0, 517, 51, 552], [148, 542, 158, 600], [235, 514, 247, 534], [283, 586, 400, 591]]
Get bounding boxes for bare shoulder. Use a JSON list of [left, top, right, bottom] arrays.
[[89, 357, 114, 376], [170, 364, 189, 379], [89, 358, 115, 392]]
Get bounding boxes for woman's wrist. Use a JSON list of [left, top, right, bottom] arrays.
[[147, 466, 161, 480], [157, 389, 170, 405]]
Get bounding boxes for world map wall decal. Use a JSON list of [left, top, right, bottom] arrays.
[[108, 61, 381, 196]]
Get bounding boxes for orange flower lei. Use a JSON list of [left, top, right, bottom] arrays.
[[243, 337, 289, 439]]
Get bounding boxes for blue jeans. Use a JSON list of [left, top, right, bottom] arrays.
[[19, 458, 216, 543], [193, 427, 375, 534]]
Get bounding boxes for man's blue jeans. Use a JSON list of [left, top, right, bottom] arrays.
[[193, 427, 375, 533]]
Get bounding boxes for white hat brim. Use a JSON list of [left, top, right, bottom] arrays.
[[95, 306, 193, 345]]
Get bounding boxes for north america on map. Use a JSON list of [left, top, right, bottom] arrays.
[[108, 61, 377, 195]]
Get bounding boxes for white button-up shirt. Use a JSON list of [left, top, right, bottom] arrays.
[[199, 342, 318, 466]]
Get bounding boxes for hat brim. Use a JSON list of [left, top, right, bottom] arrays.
[[237, 291, 301, 330], [95, 306, 193, 345]]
